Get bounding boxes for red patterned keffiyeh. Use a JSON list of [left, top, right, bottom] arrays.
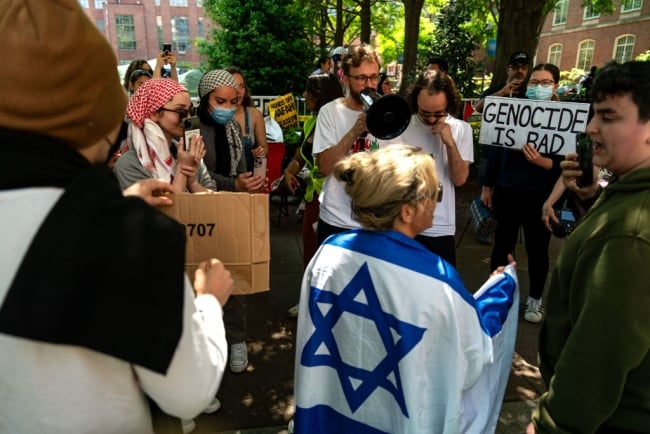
[[126, 79, 188, 182], [127, 78, 188, 127]]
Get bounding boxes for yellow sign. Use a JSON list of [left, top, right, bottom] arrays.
[[268, 93, 299, 129]]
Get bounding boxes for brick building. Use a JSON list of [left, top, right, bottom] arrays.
[[78, 0, 212, 67], [537, 0, 649, 73]]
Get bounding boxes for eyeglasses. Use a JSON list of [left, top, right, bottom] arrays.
[[347, 74, 380, 84], [528, 79, 555, 87], [418, 109, 448, 120], [159, 106, 195, 119]]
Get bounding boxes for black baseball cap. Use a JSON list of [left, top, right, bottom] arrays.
[[508, 51, 530, 66]]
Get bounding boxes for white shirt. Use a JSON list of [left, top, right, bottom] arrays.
[[313, 98, 402, 229], [0, 188, 227, 434], [400, 114, 474, 237]]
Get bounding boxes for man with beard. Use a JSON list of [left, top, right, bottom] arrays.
[[313, 44, 402, 243], [474, 51, 530, 113]]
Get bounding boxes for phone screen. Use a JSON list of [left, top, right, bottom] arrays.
[[162, 43, 172, 55], [560, 210, 576, 222], [575, 133, 593, 187], [183, 116, 200, 151]]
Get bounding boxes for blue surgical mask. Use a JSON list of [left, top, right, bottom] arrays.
[[210, 107, 235, 125], [526, 85, 554, 101]]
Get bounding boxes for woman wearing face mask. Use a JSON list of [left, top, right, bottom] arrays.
[[197, 69, 265, 192], [480, 63, 564, 324]]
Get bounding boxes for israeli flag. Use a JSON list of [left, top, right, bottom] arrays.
[[294, 229, 518, 434]]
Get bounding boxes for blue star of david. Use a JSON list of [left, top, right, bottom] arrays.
[[301, 262, 426, 417]]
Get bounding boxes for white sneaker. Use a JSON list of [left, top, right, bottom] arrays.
[[180, 418, 196, 434], [524, 296, 544, 323], [287, 303, 299, 318], [203, 397, 221, 414], [229, 342, 248, 373]]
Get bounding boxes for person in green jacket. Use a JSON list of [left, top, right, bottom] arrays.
[[284, 73, 343, 317], [528, 61, 650, 433]]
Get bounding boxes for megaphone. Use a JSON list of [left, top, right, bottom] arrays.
[[360, 89, 411, 140]]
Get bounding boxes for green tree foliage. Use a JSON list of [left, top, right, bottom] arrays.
[[425, 1, 480, 98], [199, 0, 313, 95]]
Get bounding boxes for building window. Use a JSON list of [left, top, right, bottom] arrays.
[[115, 15, 136, 50], [198, 17, 204, 38], [553, 0, 568, 25], [197, 0, 203, 6], [583, 4, 600, 20], [171, 16, 191, 52], [78, 0, 89, 7], [622, 0, 642, 12], [577, 40, 595, 70], [614, 35, 635, 63], [548, 44, 562, 67], [157, 16, 164, 48], [96, 18, 105, 32], [170, 0, 188, 6], [155, 0, 160, 6], [94, 0, 104, 8]]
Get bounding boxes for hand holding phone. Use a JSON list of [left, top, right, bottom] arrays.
[[575, 133, 593, 188], [183, 116, 201, 151]]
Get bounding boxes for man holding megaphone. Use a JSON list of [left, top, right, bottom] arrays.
[[313, 44, 409, 244]]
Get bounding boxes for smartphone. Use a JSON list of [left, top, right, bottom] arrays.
[[253, 155, 267, 178], [183, 116, 200, 151], [575, 132, 593, 187], [162, 43, 172, 56]]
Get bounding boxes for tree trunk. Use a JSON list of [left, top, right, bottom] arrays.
[[335, 0, 344, 47], [360, 0, 372, 44], [492, 0, 552, 85], [399, 0, 425, 95]]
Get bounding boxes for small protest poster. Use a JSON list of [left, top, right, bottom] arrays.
[[479, 96, 590, 156], [268, 93, 299, 129]]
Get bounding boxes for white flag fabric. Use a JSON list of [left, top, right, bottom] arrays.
[[294, 229, 518, 434]]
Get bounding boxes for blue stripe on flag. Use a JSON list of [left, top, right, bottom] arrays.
[[295, 405, 389, 434], [474, 272, 517, 337]]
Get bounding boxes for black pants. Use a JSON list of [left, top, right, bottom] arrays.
[[415, 234, 456, 267], [317, 218, 350, 246], [490, 188, 551, 300]]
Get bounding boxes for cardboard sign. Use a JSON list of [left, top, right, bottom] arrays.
[[159, 192, 270, 295], [479, 96, 590, 156], [268, 93, 299, 129]]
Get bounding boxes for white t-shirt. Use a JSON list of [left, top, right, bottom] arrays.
[[400, 114, 474, 237], [313, 98, 402, 229], [0, 188, 227, 434]]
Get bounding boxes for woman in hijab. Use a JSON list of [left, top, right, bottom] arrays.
[[114, 78, 215, 193], [197, 69, 265, 192]]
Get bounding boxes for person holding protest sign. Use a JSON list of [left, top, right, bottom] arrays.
[[480, 63, 564, 324], [313, 44, 402, 245], [0, 2, 232, 432], [225, 66, 268, 172], [527, 60, 650, 434], [400, 69, 473, 266]]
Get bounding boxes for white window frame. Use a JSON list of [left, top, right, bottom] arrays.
[[553, 0, 569, 26], [583, 4, 600, 20], [548, 44, 562, 67], [576, 40, 595, 71], [613, 35, 635, 63], [621, 0, 643, 12]]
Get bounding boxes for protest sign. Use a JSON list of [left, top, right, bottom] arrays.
[[479, 96, 590, 156], [268, 93, 299, 129]]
